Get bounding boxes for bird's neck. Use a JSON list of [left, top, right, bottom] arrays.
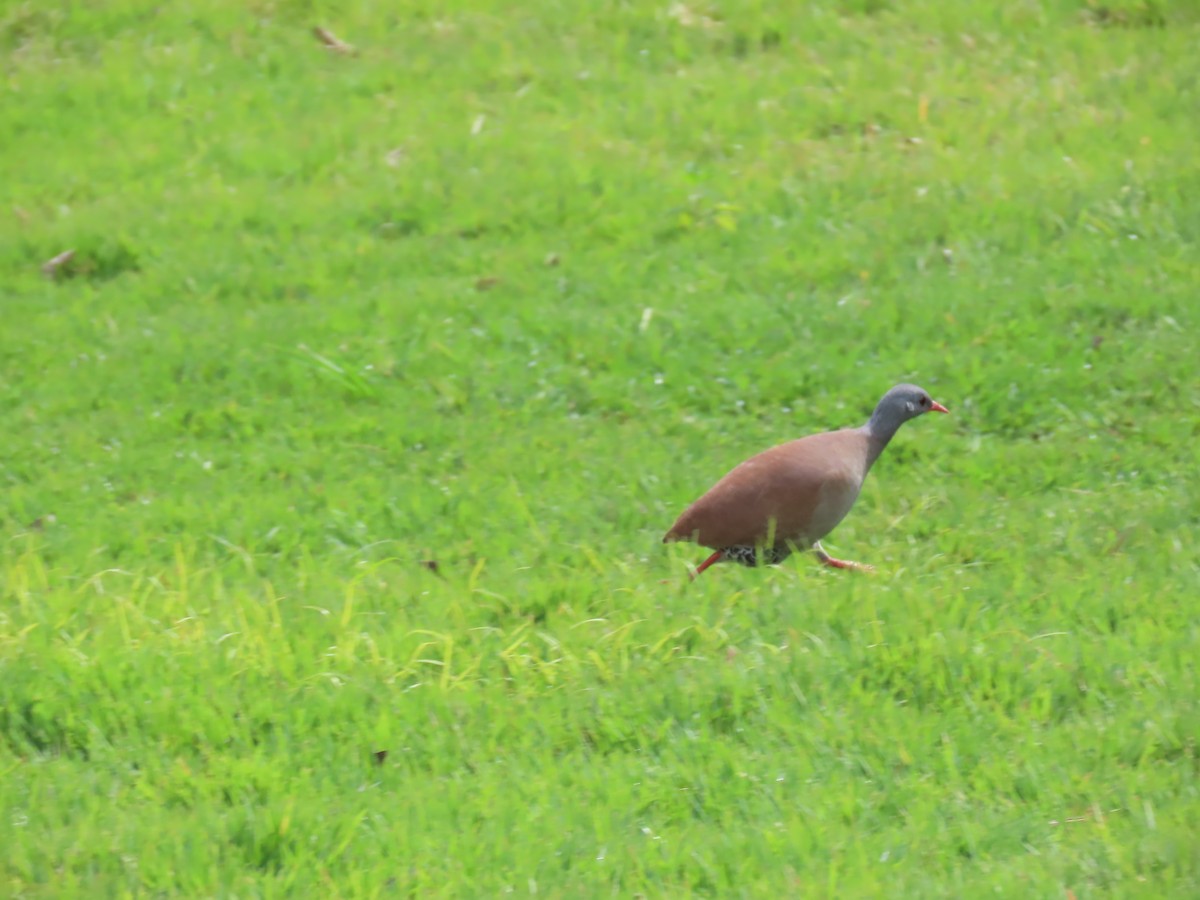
[[861, 418, 900, 470]]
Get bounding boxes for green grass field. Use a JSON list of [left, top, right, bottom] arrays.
[[3, 0, 1199, 895]]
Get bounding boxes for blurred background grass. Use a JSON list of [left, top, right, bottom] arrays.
[[1, 0, 1198, 894]]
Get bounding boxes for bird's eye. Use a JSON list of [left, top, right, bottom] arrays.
[[919, 396, 928, 406]]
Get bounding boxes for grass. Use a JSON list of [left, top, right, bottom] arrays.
[[2, 0, 1199, 895]]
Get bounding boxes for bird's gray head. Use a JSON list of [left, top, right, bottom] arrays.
[[866, 383, 949, 437]]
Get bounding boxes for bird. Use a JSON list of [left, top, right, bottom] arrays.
[[663, 383, 948, 577]]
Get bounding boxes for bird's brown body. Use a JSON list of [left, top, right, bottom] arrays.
[[663, 383, 948, 576], [663, 429, 874, 552]]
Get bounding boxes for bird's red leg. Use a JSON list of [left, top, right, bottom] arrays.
[[814, 542, 874, 573], [692, 550, 724, 580]]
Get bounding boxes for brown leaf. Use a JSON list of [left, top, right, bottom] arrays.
[[419, 559, 440, 573], [373, 750, 388, 765], [475, 276, 500, 291]]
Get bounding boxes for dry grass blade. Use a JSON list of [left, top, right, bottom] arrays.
[[41, 249, 75, 279], [313, 26, 356, 56], [667, 3, 722, 29]]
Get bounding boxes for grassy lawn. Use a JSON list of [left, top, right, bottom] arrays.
[[2, 0, 1198, 895]]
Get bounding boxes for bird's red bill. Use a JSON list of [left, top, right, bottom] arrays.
[[930, 400, 949, 414]]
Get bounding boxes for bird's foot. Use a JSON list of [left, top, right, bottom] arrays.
[[814, 543, 874, 572], [820, 556, 874, 572]]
